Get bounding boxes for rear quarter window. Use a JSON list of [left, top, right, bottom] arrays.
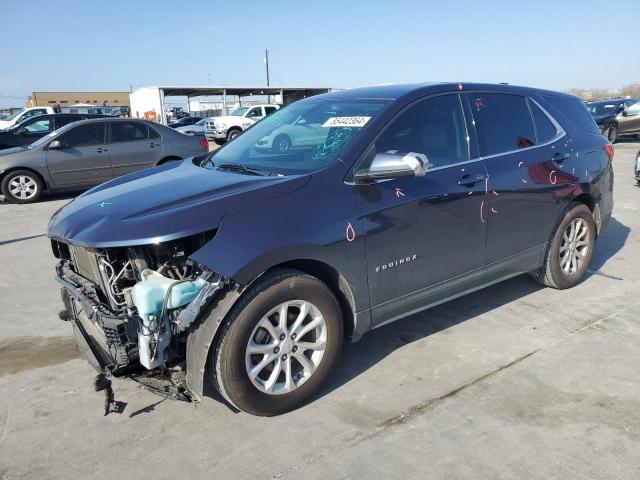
[[543, 96, 600, 135]]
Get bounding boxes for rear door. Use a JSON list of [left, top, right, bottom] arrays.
[[46, 122, 112, 187], [465, 92, 577, 279], [108, 121, 162, 177]]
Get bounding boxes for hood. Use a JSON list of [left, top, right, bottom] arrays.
[[0, 146, 27, 158], [0, 120, 14, 130], [48, 159, 309, 248]]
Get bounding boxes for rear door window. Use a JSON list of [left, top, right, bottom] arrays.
[[528, 101, 558, 143], [468, 93, 536, 156], [543, 96, 600, 134], [148, 125, 160, 139], [59, 123, 106, 147], [111, 122, 149, 143], [264, 106, 277, 115]]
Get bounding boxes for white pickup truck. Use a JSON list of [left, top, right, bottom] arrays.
[[205, 104, 279, 143], [0, 106, 57, 130]]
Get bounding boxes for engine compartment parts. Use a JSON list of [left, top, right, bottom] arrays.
[[131, 269, 207, 369]]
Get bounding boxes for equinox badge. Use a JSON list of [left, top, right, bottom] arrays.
[[375, 254, 418, 273]]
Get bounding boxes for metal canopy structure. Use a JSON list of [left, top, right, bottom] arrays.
[[129, 85, 333, 124], [158, 86, 331, 98]]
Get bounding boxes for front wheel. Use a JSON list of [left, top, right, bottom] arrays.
[[536, 203, 596, 289], [607, 124, 618, 143], [211, 270, 343, 416], [1, 169, 44, 203], [226, 129, 241, 142]]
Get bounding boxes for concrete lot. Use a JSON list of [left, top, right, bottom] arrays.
[[1, 141, 639, 480]]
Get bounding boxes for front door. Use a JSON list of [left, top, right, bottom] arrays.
[[108, 121, 162, 177], [357, 93, 488, 326], [46, 122, 112, 188]]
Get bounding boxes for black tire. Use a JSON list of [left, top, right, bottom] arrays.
[[607, 124, 618, 143], [226, 129, 241, 142], [212, 269, 343, 416], [1, 169, 44, 204], [272, 134, 292, 153], [536, 203, 596, 289]]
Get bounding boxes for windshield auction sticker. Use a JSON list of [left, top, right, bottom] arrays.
[[322, 116, 371, 128]]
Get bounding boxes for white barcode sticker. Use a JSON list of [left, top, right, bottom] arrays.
[[322, 116, 371, 128]]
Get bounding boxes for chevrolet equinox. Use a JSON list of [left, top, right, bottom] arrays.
[[49, 83, 614, 416]]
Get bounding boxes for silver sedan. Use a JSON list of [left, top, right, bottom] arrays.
[[0, 118, 208, 203]]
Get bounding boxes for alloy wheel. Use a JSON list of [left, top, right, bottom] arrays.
[[8, 175, 38, 200], [559, 218, 590, 275], [245, 300, 327, 395]]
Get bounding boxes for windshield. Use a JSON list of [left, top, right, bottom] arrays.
[[201, 98, 391, 175], [196, 118, 207, 126], [585, 101, 623, 116], [229, 106, 250, 116], [1, 109, 24, 121]]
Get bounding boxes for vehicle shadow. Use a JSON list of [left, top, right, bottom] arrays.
[[0, 191, 79, 205], [587, 216, 630, 274], [317, 275, 543, 403], [312, 216, 629, 406]]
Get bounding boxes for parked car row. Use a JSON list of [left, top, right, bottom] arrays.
[[585, 97, 640, 143], [0, 118, 208, 203]]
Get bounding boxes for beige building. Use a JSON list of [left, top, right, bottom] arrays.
[[27, 91, 130, 107]]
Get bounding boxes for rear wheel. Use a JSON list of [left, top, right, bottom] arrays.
[[1, 169, 44, 203], [536, 203, 596, 289], [211, 270, 343, 416]]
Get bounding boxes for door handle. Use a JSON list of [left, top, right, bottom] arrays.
[[149, 142, 160, 148], [95, 147, 109, 153], [458, 173, 486, 187], [552, 152, 570, 164]]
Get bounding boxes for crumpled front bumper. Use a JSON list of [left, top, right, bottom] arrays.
[[56, 263, 139, 374]]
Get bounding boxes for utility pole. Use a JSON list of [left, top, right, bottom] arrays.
[[208, 72, 211, 86], [264, 49, 270, 87]]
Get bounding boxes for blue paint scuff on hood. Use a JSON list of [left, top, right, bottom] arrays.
[[48, 159, 307, 248]]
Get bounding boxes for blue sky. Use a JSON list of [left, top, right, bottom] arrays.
[[1, 0, 639, 107]]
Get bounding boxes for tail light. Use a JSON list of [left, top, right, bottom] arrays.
[[603, 141, 614, 162], [199, 138, 209, 150]]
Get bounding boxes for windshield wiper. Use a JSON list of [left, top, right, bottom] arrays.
[[216, 163, 271, 176]]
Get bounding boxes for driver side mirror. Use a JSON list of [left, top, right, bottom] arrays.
[[48, 140, 66, 150], [354, 152, 428, 183]]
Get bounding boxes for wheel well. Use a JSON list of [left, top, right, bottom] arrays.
[[571, 193, 595, 212], [156, 156, 182, 165], [269, 260, 356, 340], [0, 167, 48, 192], [571, 193, 601, 234]]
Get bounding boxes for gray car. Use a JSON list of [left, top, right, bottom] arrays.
[[0, 118, 208, 203]]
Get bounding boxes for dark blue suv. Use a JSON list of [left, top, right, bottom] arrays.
[[49, 83, 614, 415]]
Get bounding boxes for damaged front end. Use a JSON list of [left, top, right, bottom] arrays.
[[52, 231, 232, 402]]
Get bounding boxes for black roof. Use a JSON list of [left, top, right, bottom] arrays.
[[314, 82, 577, 101]]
